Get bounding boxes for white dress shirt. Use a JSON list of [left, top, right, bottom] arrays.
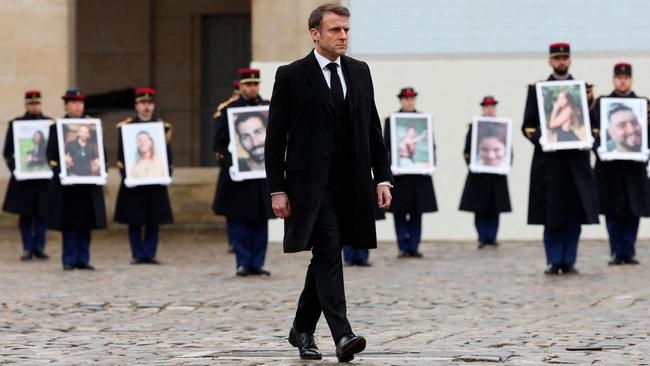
[[313, 49, 347, 98]]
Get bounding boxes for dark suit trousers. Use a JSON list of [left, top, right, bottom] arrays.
[[293, 190, 352, 343]]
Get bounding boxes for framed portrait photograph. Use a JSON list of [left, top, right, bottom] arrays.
[[121, 122, 172, 187], [469, 116, 512, 175], [56, 118, 107, 185], [227, 105, 269, 181], [389, 112, 435, 175], [536, 80, 593, 151], [12, 119, 53, 181], [599, 97, 649, 161]]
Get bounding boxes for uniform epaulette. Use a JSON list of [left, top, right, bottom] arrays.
[[49, 160, 58, 168], [524, 127, 537, 139], [592, 128, 600, 134], [163, 121, 173, 143], [116, 117, 132, 128], [528, 80, 543, 87], [116, 161, 124, 169], [213, 98, 235, 119]]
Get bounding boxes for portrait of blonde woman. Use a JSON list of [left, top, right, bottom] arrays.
[[131, 131, 165, 178]]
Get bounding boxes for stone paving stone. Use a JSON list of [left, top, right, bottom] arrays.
[[0, 230, 648, 364]]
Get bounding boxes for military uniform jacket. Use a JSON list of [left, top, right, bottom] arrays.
[[383, 110, 437, 215], [2, 113, 52, 217], [459, 124, 512, 214], [114, 116, 174, 225], [46, 115, 107, 230], [522, 74, 599, 227], [591, 91, 650, 217], [212, 95, 274, 222]]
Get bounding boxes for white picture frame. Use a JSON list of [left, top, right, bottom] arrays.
[[227, 105, 269, 181], [599, 97, 649, 162], [122, 122, 172, 187], [56, 118, 107, 185], [536, 80, 593, 151], [12, 119, 54, 181], [389, 112, 435, 175], [469, 116, 512, 175]]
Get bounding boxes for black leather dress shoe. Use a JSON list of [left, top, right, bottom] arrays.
[[63, 264, 75, 271], [131, 258, 145, 265], [236, 266, 250, 276], [397, 250, 409, 258], [33, 250, 49, 260], [355, 260, 372, 267], [249, 267, 271, 276], [20, 251, 34, 261], [144, 258, 162, 265], [624, 256, 640, 265], [76, 263, 96, 270], [562, 265, 579, 275], [608, 256, 625, 265], [336, 334, 366, 362], [410, 251, 423, 258], [288, 327, 322, 360], [478, 242, 488, 249], [544, 264, 560, 275]]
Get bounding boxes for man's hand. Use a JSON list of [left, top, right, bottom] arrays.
[[272, 193, 291, 219], [377, 185, 392, 209]]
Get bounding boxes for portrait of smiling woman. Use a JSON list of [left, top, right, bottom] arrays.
[[131, 131, 165, 179]]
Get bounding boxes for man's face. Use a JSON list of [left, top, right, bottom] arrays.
[[77, 126, 90, 142], [240, 82, 260, 100], [613, 75, 632, 94], [311, 12, 349, 59], [399, 96, 416, 112], [25, 102, 42, 115], [609, 109, 642, 152], [237, 116, 266, 162], [548, 55, 571, 76], [65, 100, 84, 118], [135, 100, 155, 119], [481, 105, 496, 117]]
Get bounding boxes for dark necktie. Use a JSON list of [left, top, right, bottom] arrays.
[[326, 62, 344, 108]]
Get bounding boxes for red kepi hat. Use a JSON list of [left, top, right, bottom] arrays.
[[614, 63, 632, 76], [135, 88, 156, 103], [397, 87, 418, 98], [25, 90, 41, 104], [480, 96, 498, 106]]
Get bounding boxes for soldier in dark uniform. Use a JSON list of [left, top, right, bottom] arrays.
[[459, 96, 511, 248], [214, 80, 242, 255], [212, 68, 273, 276], [3, 90, 52, 260], [46, 89, 107, 270], [522, 43, 599, 275], [591, 63, 648, 265], [383, 87, 437, 258], [114, 88, 174, 265]]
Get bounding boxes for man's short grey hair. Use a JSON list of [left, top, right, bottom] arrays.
[[308, 4, 350, 31]]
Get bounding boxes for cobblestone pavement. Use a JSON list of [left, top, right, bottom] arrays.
[[0, 228, 648, 365]]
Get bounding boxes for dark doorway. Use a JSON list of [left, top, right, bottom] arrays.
[[200, 15, 251, 166]]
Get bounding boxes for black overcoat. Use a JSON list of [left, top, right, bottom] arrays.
[[265, 51, 392, 253], [591, 91, 650, 217], [521, 74, 599, 227], [114, 116, 174, 225], [46, 115, 107, 230], [212, 95, 274, 223], [382, 110, 437, 214], [459, 124, 512, 214], [2, 113, 52, 217]]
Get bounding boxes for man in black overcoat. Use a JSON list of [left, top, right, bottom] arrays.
[[522, 43, 599, 275], [591, 63, 649, 265], [383, 87, 437, 258], [3, 90, 52, 260], [265, 4, 392, 362], [459, 96, 511, 248], [115, 88, 174, 265], [46, 89, 107, 271], [212, 68, 274, 277]]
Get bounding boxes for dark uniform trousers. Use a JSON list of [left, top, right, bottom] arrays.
[[62, 229, 91, 266], [342, 245, 369, 263], [294, 71, 353, 342], [228, 218, 268, 269], [543, 184, 582, 266], [606, 216, 639, 258], [475, 214, 499, 244], [394, 213, 422, 253], [19, 215, 47, 253], [128, 224, 159, 260]]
